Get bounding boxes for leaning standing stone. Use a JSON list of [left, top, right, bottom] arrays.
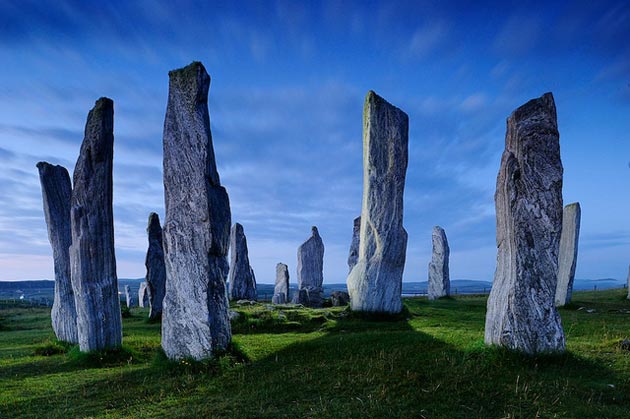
[[293, 227, 324, 307], [347, 91, 409, 313], [36, 162, 78, 344], [555, 203, 581, 307], [145, 212, 166, 320], [484, 92, 565, 354], [347, 216, 361, 273], [125, 285, 133, 308], [428, 226, 450, 300], [272, 263, 290, 304], [229, 223, 257, 301], [69, 97, 122, 352], [138, 282, 149, 308], [161, 62, 232, 360]]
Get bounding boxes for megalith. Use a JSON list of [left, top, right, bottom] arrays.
[[145, 212, 166, 320], [555, 202, 581, 307], [69, 97, 122, 352], [272, 263, 290, 304], [484, 92, 565, 354], [36, 162, 78, 344], [347, 216, 361, 273], [292, 227, 325, 307], [229, 223, 257, 301], [347, 91, 409, 313], [428, 226, 450, 300], [125, 285, 134, 308], [138, 282, 149, 308], [161, 62, 232, 360]]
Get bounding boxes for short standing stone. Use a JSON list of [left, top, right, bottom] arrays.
[[273, 263, 290, 304], [555, 203, 581, 307], [484, 92, 565, 354], [292, 227, 324, 307], [347, 91, 409, 313], [36, 162, 78, 344], [125, 285, 134, 308], [161, 62, 232, 360], [347, 216, 361, 273], [330, 291, 350, 306], [69, 97, 122, 352], [138, 282, 149, 308], [145, 212, 166, 320], [229, 223, 257, 301], [428, 226, 450, 300]]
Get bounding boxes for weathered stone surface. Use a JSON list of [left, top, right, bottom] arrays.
[[347, 216, 361, 273], [330, 291, 350, 306], [347, 91, 409, 313], [36, 162, 78, 344], [484, 92, 565, 354], [138, 282, 149, 308], [555, 203, 581, 307], [69, 97, 122, 352], [428, 226, 450, 300], [145, 212, 166, 320], [273, 263, 290, 304], [294, 227, 324, 307], [627, 265, 630, 300], [161, 62, 232, 360], [229, 223, 257, 301], [125, 285, 134, 308]]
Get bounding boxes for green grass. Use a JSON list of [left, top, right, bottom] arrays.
[[1, 290, 630, 418]]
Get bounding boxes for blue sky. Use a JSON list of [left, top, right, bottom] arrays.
[[0, 0, 628, 283]]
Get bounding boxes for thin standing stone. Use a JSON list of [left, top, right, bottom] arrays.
[[347, 216, 361, 273], [555, 203, 581, 307], [145, 212, 166, 320], [228, 223, 257, 301], [272, 263, 290, 304], [428, 226, 450, 300]]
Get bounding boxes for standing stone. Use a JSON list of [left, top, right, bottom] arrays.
[[69, 97, 122, 352], [272, 263, 290, 304], [330, 291, 350, 306], [347, 91, 409, 313], [125, 285, 134, 308], [138, 282, 149, 308], [292, 226, 324, 307], [484, 92, 565, 354], [161, 62, 232, 360], [347, 216, 361, 273], [626, 265, 630, 300], [555, 203, 581, 307], [228, 223, 257, 301], [36, 162, 78, 344], [145, 212, 166, 320], [428, 226, 450, 300]]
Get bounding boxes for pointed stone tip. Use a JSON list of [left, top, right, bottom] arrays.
[[511, 92, 556, 123], [94, 97, 114, 110], [364, 90, 408, 120], [36, 161, 49, 170], [168, 61, 209, 82], [311, 226, 319, 235]]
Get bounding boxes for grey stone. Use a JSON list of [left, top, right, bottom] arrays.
[[555, 203, 581, 307], [228, 311, 241, 321], [627, 265, 630, 300], [347, 91, 409, 313], [347, 216, 361, 273], [229, 223, 257, 301], [125, 285, 134, 308], [428, 226, 450, 300], [294, 227, 324, 307], [138, 282, 149, 308], [236, 299, 256, 305], [69, 97, 122, 352], [161, 62, 232, 360], [273, 263, 290, 303], [484, 92, 566, 354], [272, 293, 286, 304], [330, 291, 350, 306], [36, 162, 78, 344], [145, 212, 166, 320]]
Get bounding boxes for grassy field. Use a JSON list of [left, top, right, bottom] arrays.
[[1, 289, 629, 418]]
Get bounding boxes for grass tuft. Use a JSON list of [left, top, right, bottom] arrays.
[[67, 344, 139, 368], [33, 339, 73, 356]]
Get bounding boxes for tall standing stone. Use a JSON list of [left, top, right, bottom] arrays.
[[292, 227, 325, 307], [347, 216, 361, 273], [272, 263, 290, 304], [428, 226, 450, 300], [36, 162, 78, 344], [555, 202, 581, 307], [161, 62, 232, 360], [125, 285, 133, 308], [138, 282, 149, 308], [229, 223, 257, 301], [347, 91, 409, 313], [145, 212, 166, 320], [484, 92, 565, 354], [626, 265, 630, 300], [69, 97, 122, 352]]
